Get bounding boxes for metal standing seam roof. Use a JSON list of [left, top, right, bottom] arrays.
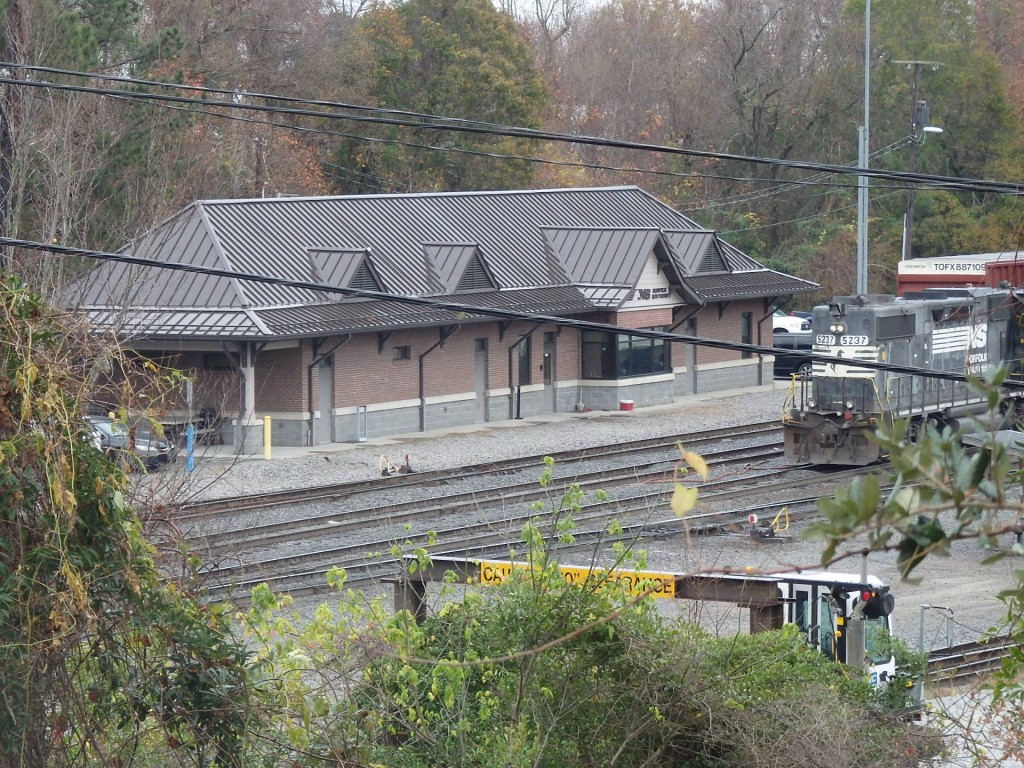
[[542, 228, 661, 285], [69, 186, 819, 339], [256, 287, 594, 337], [85, 308, 268, 338], [685, 271, 818, 301]]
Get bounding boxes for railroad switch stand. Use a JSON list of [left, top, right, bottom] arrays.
[[748, 507, 791, 541]]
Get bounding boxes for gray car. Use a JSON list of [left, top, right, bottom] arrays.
[[85, 415, 177, 471], [773, 332, 814, 378]]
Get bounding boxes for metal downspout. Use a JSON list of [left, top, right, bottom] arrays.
[[419, 326, 459, 432], [507, 324, 541, 419], [756, 306, 777, 387], [668, 305, 703, 394]]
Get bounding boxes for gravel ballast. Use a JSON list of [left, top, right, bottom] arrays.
[[150, 383, 1018, 651], [170, 384, 793, 501]]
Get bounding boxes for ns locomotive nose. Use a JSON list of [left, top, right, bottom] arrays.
[[783, 287, 1024, 465]]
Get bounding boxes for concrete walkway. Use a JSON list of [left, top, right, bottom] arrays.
[[187, 381, 791, 465]]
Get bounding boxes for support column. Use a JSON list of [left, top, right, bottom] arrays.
[[749, 603, 785, 633], [234, 342, 264, 455]]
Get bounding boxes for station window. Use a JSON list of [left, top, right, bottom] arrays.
[[518, 336, 531, 385], [741, 312, 753, 359], [393, 345, 411, 361], [581, 328, 669, 380]]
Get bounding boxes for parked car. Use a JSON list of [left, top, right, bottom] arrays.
[[789, 310, 813, 321], [773, 309, 811, 333], [773, 332, 814, 378], [85, 414, 177, 471]]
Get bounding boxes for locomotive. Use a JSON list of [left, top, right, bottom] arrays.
[[782, 287, 1024, 465]]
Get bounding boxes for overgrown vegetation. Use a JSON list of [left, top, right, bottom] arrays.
[[9, 276, 1024, 765], [0, 278, 258, 767]]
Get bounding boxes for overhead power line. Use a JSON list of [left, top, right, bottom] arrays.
[[1, 63, 1022, 197], [6, 236, 1020, 388]]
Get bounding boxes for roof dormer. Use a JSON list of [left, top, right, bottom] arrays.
[[308, 249, 386, 299], [696, 239, 728, 273], [425, 243, 497, 293]]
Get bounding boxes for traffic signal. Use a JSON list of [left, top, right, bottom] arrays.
[[859, 588, 895, 619]]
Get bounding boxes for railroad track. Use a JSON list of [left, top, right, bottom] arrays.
[[197, 461, 876, 599], [926, 635, 1018, 686], [194, 439, 787, 553], [177, 420, 783, 522]]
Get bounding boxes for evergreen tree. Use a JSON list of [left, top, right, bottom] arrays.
[[331, 0, 548, 193]]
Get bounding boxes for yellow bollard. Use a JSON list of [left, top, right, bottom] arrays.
[[264, 415, 272, 460]]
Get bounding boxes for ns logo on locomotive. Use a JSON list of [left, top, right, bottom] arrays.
[[783, 287, 1024, 465]]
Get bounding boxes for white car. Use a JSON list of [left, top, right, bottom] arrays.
[[773, 310, 810, 333]]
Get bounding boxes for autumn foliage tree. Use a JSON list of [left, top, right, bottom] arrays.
[[0, 278, 258, 767]]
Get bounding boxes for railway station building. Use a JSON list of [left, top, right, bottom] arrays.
[[68, 186, 818, 453]]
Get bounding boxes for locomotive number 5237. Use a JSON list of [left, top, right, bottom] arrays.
[[815, 333, 868, 346]]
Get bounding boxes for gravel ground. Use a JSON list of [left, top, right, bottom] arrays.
[[144, 383, 1019, 652], [161, 385, 793, 502], [141, 383, 1020, 764]]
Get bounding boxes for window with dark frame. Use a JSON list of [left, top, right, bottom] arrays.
[[518, 336, 531, 385], [581, 327, 670, 380], [741, 312, 753, 359], [393, 345, 411, 361]]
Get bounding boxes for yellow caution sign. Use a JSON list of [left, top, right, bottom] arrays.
[[478, 560, 676, 598]]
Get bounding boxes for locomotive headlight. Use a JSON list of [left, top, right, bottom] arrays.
[[829, 323, 846, 334], [806, 398, 816, 409], [845, 400, 855, 410]]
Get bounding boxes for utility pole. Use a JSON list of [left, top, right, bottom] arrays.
[[0, 0, 27, 273], [894, 60, 942, 261], [855, 0, 871, 295]]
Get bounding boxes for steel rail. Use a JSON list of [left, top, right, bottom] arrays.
[[177, 421, 781, 521], [926, 636, 1018, 686], [200, 460, 872, 598], [192, 439, 786, 553]]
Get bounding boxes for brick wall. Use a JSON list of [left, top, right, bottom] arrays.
[[311, 321, 588, 407], [608, 307, 674, 328], [114, 299, 771, 445], [257, 346, 306, 411], [422, 329, 477, 397], [335, 332, 419, 407], [691, 300, 767, 364], [552, 324, 580, 379]]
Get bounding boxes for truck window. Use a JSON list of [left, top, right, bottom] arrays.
[[818, 596, 838, 661], [864, 617, 893, 664]]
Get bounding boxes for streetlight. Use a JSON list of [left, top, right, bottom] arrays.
[[894, 59, 943, 262], [903, 118, 942, 261]]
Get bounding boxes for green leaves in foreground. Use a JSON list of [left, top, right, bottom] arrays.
[[806, 369, 1019, 579]]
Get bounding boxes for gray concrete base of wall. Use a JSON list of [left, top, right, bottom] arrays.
[[260, 363, 769, 447], [694, 364, 761, 394], [579, 379, 675, 412], [234, 420, 264, 455]]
